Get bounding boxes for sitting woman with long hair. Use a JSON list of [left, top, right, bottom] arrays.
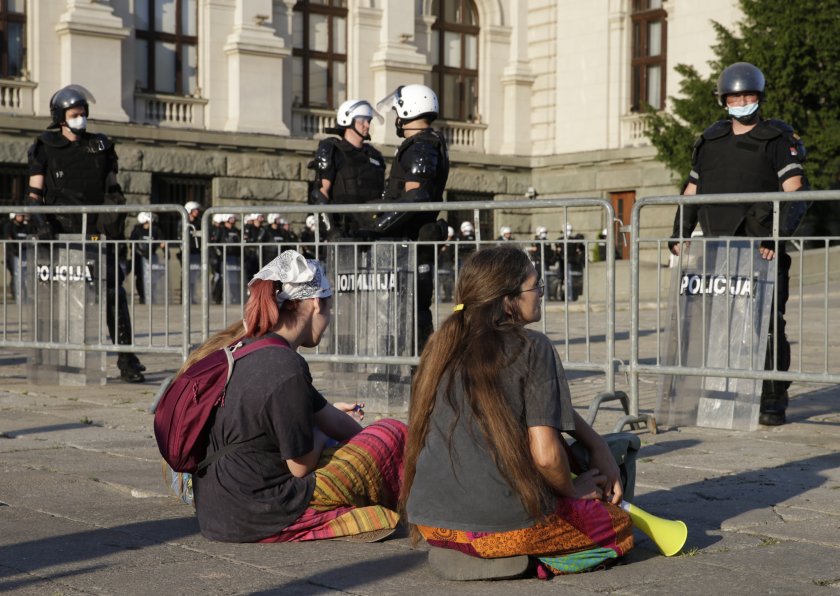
[[191, 250, 406, 543], [403, 245, 633, 578]]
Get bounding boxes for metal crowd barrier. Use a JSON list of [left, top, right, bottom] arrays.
[[201, 200, 628, 419], [625, 191, 840, 432], [0, 205, 191, 383]]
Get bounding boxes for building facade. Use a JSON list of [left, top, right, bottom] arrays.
[[0, 0, 742, 247]]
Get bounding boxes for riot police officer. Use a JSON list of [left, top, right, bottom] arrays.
[[181, 201, 203, 304], [308, 99, 386, 239], [670, 62, 807, 425], [374, 84, 450, 350], [26, 84, 145, 382]]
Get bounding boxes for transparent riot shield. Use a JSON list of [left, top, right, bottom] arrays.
[[325, 242, 415, 415], [656, 239, 774, 431], [27, 236, 107, 385]]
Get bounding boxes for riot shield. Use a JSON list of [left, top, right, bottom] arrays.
[[325, 242, 414, 414], [656, 239, 774, 431]]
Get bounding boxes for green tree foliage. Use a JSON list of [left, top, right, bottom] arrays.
[[645, 0, 840, 190]]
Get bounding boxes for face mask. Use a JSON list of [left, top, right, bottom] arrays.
[[66, 115, 87, 134], [727, 102, 759, 122]]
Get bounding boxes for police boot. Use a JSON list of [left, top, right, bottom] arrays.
[[117, 353, 145, 383], [759, 383, 788, 426]]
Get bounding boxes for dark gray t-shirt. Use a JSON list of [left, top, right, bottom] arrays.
[[193, 334, 327, 542], [407, 329, 575, 532]]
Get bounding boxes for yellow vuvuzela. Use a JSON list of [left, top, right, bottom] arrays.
[[571, 474, 687, 557]]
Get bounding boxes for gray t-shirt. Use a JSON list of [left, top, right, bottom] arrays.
[[407, 329, 575, 532], [194, 334, 327, 542]]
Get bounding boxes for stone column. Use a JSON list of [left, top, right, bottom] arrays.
[[499, 3, 535, 155], [223, 0, 290, 134], [368, 0, 430, 147], [55, 0, 129, 123]]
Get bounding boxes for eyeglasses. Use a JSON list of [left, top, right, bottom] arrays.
[[518, 278, 544, 298], [725, 92, 759, 106]]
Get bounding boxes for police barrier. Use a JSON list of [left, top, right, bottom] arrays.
[[625, 191, 840, 432], [0, 205, 191, 384], [200, 200, 626, 419]]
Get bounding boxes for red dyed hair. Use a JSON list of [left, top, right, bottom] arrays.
[[243, 279, 281, 338]]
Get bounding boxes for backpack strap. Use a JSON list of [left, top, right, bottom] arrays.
[[196, 335, 290, 473]]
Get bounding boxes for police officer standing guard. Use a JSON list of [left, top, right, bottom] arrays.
[[308, 99, 386, 238], [670, 62, 807, 426], [26, 84, 145, 382], [374, 84, 450, 350]]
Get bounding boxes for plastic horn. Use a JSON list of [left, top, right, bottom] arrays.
[[570, 473, 687, 556], [619, 501, 687, 557]]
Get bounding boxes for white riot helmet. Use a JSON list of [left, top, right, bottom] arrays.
[[460, 221, 474, 234], [500, 226, 512, 237], [536, 225, 548, 239], [336, 99, 383, 127], [447, 226, 455, 238], [137, 212, 154, 225], [305, 214, 316, 230], [377, 84, 439, 137], [184, 201, 202, 213], [267, 213, 281, 225]]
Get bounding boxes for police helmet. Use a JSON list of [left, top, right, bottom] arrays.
[[377, 84, 439, 122], [715, 62, 765, 106], [184, 201, 202, 213], [460, 221, 474, 234], [267, 213, 280, 224], [48, 84, 96, 129], [306, 214, 316, 230], [244, 213, 257, 223], [500, 226, 512, 236], [536, 225, 548, 238], [336, 99, 383, 127], [447, 226, 455, 238], [137, 212, 154, 225]]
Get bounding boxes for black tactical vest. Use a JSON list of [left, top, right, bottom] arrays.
[[695, 120, 784, 236], [330, 139, 385, 204], [382, 129, 449, 203], [35, 131, 114, 235]]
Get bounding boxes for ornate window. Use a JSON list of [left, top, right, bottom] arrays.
[[630, 0, 667, 111], [431, 0, 480, 122], [0, 0, 25, 78], [292, 1, 348, 109], [135, 0, 198, 95]]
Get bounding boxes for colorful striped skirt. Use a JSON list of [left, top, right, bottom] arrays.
[[417, 496, 634, 576], [260, 418, 407, 542]]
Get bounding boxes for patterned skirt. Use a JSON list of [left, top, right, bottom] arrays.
[[260, 418, 407, 542], [417, 496, 634, 575]]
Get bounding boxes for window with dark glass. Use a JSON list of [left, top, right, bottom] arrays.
[[151, 174, 211, 240], [631, 0, 667, 112], [0, 164, 27, 207], [135, 0, 198, 95], [431, 0, 480, 122], [0, 0, 25, 78], [291, 1, 348, 109]]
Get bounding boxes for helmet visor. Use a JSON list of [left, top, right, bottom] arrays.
[[344, 100, 384, 124], [376, 86, 404, 115], [56, 84, 97, 108]]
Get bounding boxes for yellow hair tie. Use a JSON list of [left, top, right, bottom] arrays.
[[453, 304, 464, 312]]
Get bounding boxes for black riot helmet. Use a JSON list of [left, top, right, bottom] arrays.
[[48, 84, 96, 129], [715, 62, 765, 106]]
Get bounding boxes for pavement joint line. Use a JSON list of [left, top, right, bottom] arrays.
[[64, 443, 160, 463]]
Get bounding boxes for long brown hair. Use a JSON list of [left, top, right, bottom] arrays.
[[402, 245, 549, 529], [175, 279, 283, 377]]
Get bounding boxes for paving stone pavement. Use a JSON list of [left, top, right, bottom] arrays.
[[1, 292, 839, 594]]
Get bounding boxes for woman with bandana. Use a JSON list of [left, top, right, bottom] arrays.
[[189, 250, 406, 543]]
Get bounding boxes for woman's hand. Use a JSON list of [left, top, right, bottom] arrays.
[[588, 444, 623, 505], [573, 468, 607, 500], [333, 401, 365, 421]]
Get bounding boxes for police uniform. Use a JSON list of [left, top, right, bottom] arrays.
[[672, 117, 806, 411], [28, 129, 144, 380], [377, 128, 450, 349], [308, 137, 385, 238]]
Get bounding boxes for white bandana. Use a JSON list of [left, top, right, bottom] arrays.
[[248, 250, 332, 305]]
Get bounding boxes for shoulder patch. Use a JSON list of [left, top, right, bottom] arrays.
[[702, 120, 731, 141]]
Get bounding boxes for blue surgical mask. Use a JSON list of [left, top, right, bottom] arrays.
[[727, 102, 759, 119]]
